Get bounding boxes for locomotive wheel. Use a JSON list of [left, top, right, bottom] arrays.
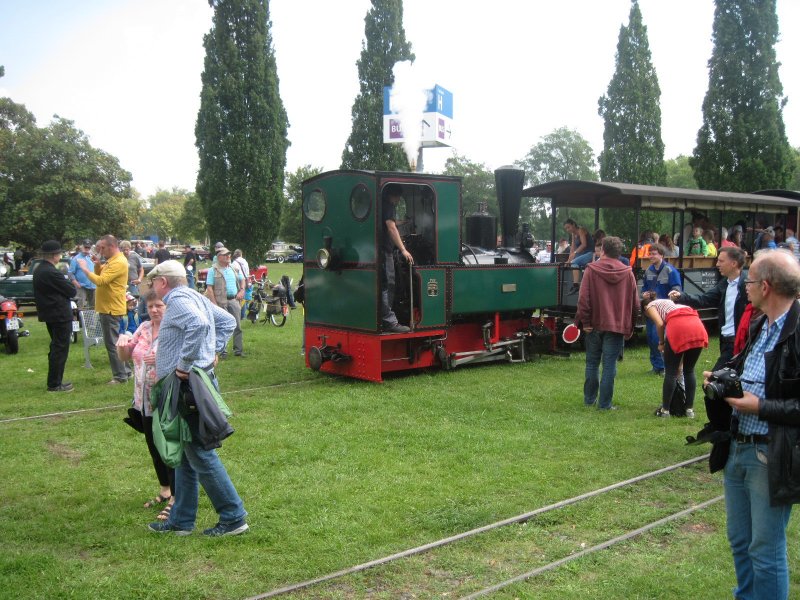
[[435, 346, 451, 369], [5, 329, 19, 354], [270, 313, 286, 327]]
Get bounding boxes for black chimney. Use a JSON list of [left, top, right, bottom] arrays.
[[495, 166, 525, 248]]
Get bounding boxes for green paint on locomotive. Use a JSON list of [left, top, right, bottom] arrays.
[[304, 267, 377, 330], [451, 266, 559, 315], [415, 268, 447, 327]]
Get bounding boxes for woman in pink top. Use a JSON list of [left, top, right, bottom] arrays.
[[117, 290, 174, 520]]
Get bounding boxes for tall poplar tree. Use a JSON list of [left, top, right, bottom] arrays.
[[341, 0, 414, 171], [196, 0, 289, 259], [691, 0, 794, 192], [598, 0, 665, 186]]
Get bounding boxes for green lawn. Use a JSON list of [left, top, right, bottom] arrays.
[[1, 271, 797, 599]]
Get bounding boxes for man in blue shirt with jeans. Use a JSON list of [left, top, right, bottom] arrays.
[[708, 249, 800, 599]]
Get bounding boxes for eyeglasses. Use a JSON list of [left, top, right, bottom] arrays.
[[743, 279, 762, 285]]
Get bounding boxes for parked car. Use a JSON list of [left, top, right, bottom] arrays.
[[286, 249, 304, 263], [193, 246, 211, 261], [166, 245, 185, 260], [0, 258, 70, 305], [265, 242, 302, 263], [140, 257, 156, 275]]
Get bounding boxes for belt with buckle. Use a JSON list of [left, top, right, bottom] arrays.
[[735, 433, 769, 444]]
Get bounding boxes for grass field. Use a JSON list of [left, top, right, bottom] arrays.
[[1, 265, 797, 599]]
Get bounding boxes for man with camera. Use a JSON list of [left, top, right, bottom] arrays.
[[705, 249, 800, 600], [669, 246, 748, 371]]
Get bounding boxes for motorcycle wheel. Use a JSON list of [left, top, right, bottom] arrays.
[[270, 312, 286, 327], [5, 329, 18, 354]]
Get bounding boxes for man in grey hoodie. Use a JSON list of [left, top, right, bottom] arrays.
[[575, 237, 640, 410]]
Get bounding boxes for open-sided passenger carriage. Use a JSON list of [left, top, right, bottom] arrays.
[[525, 181, 800, 327]]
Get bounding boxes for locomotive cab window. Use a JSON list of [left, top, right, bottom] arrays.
[[304, 189, 326, 223], [381, 183, 436, 266], [350, 184, 371, 221]]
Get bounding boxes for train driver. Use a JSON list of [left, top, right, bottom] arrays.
[[381, 184, 413, 334]]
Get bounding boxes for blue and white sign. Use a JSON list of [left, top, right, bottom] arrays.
[[382, 84, 453, 148]]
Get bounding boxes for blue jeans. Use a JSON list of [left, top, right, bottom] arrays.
[[724, 441, 792, 600], [571, 251, 594, 268], [645, 319, 665, 371], [583, 330, 625, 409], [168, 376, 247, 530], [186, 270, 195, 290]]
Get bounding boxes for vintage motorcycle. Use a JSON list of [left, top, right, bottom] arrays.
[[0, 295, 26, 354], [246, 276, 291, 327]]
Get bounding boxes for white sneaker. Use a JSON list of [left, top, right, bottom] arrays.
[[685, 408, 695, 419]]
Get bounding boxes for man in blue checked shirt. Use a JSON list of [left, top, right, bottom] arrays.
[[704, 249, 800, 600], [145, 260, 249, 537]]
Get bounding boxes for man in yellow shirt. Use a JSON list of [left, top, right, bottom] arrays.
[[77, 234, 131, 383]]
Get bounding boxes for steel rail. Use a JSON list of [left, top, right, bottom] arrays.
[[0, 378, 320, 424], [245, 454, 711, 599], [460, 495, 724, 599]]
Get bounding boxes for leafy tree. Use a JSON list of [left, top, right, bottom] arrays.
[[691, 0, 795, 192], [598, 0, 666, 186], [442, 153, 496, 236], [281, 165, 322, 244], [136, 188, 198, 243], [789, 147, 800, 192], [665, 155, 697, 189], [196, 0, 289, 260], [515, 127, 598, 239], [341, 0, 414, 171], [175, 194, 208, 244], [0, 115, 132, 248]]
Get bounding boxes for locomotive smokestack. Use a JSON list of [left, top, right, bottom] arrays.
[[494, 166, 525, 248]]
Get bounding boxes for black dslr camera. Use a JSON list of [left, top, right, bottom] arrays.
[[703, 367, 744, 402]]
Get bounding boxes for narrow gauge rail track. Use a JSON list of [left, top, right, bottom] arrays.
[[460, 494, 723, 599], [0, 378, 321, 425], [247, 454, 714, 599]]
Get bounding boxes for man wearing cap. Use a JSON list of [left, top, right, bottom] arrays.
[[144, 260, 248, 537], [205, 247, 245, 357], [77, 235, 131, 384], [33, 241, 77, 392], [68, 239, 97, 309]]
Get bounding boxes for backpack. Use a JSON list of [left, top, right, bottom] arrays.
[[669, 379, 687, 417]]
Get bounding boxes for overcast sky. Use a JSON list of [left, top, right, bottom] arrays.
[[1, 0, 799, 197]]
